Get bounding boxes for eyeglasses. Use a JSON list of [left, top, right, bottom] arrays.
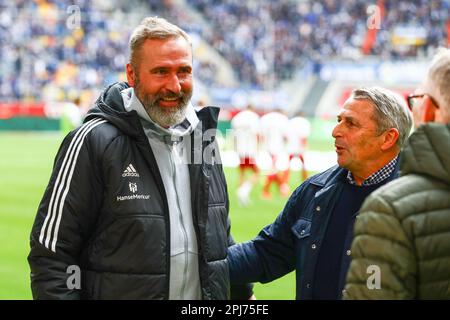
[[407, 93, 440, 111]]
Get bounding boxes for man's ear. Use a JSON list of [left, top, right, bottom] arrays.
[[126, 63, 136, 87], [381, 128, 399, 151], [422, 96, 437, 123]]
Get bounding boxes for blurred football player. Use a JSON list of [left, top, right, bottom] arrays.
[[231, 104, 260, 206]]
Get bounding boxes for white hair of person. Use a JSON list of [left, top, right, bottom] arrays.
[[351, 87, 413, 148], [427, 47, 450, 120]]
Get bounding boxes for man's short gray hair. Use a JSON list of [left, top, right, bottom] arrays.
[[129, 16, 191, 69], [351, 87, 413, 148], [428, 48, 450, 118]]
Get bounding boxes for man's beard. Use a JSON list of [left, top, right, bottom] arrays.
[[134, 77, 192, 128]]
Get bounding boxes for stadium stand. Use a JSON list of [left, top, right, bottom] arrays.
[[0, 0, 448, 110]]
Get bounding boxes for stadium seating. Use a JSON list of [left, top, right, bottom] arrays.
[[0, 0, 448, 104]]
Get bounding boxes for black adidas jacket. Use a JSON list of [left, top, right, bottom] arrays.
[[28, 82, 253, 299]]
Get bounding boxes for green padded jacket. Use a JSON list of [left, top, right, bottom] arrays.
[[344, 123, 450, 299]]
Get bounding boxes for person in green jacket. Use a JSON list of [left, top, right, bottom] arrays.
[[344, 48, 450, 299]]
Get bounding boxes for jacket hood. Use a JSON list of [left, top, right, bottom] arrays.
[[401, 123, 450, 184], [84, 82, 220, 138], [85, 82, 142, 138]]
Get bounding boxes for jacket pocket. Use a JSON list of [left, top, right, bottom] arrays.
[[205, 205, 228, 261], [291, 219, 312, 277], [88, 215, 166, 274], [291, 218, 311, 239], [83, 270, 166, 299]]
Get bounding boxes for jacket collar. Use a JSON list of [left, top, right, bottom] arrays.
[[310, 165, 346, 188], [310, 156, 401, 189], [400, 123, 450, 185]]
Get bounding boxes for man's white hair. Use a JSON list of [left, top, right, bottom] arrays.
[[351, 87, 413, 148], [427, 47, 450, 120]]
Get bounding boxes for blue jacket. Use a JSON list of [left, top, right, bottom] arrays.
[[228, 163, 400, 299]]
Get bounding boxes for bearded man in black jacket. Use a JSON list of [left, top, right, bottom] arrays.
[[28, 16, 253, 300]]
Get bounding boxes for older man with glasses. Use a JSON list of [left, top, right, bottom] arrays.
[[408, 93, 440, 111], [345, 48, 450, 299]]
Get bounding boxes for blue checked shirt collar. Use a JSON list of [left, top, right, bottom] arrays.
[[347, 156, 398, 186]]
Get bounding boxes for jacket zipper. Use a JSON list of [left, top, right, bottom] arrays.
[[136, 134, 171, 299], [168, 142, 189, 299]]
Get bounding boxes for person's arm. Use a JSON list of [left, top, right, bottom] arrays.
[[28, 120, 105, 299], [227, 185, 304, 286], [344, 192, 417, 299], [227, 231, 255, 299], [213, 155, 254, 300]]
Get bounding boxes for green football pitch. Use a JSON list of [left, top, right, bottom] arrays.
[[0, 132, 331, 300]]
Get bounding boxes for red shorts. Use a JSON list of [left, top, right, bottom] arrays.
[[289, 153, 305, 163], [239, 157, 259, 172]]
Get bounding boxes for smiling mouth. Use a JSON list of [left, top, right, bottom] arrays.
[[158, 97, 180, 108], [160, 97, 179, 101]]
